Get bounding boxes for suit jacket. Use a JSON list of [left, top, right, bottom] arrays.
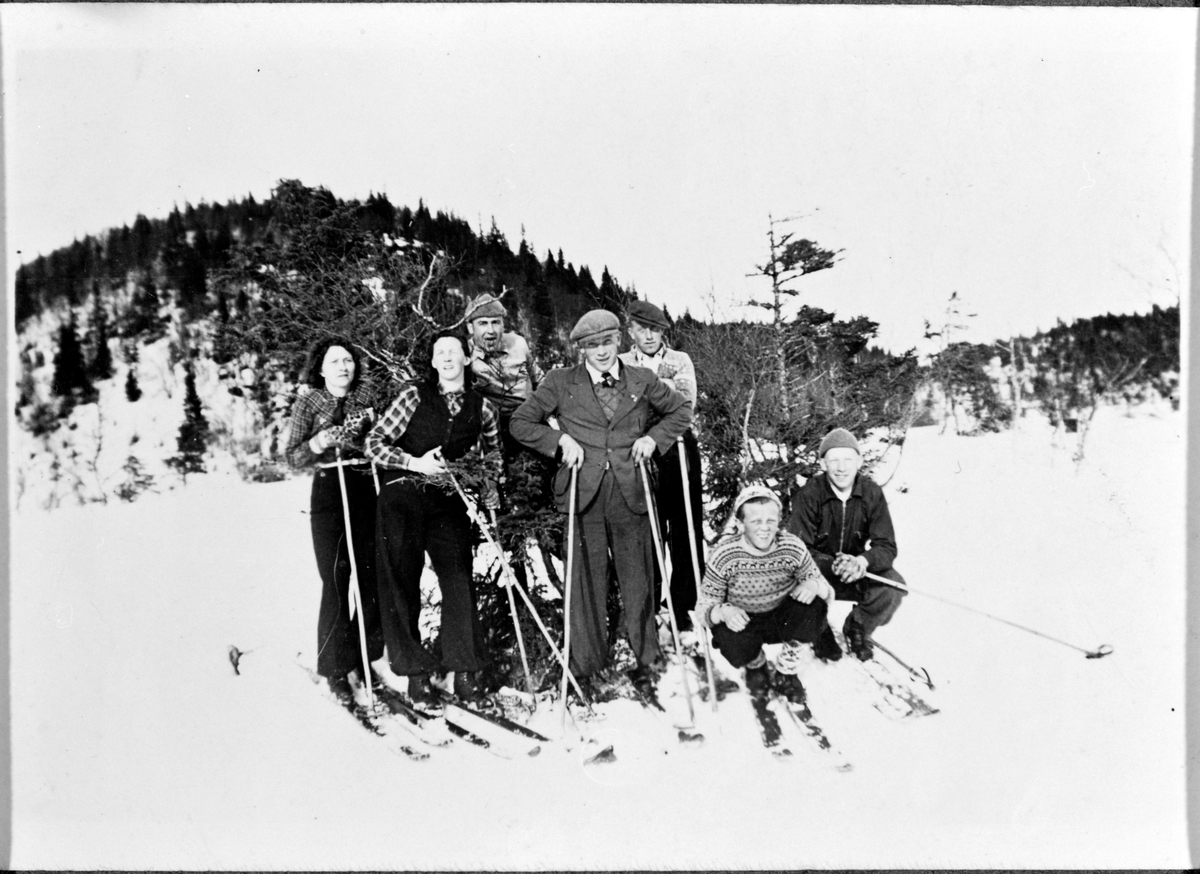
[[509, 362, 693, 514]]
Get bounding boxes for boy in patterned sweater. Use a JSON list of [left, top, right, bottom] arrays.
[[696, 485, 840, 703]]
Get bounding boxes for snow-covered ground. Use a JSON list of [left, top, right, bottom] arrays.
[[10, 402, 1188, 868]]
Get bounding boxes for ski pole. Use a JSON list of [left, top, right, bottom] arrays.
[[441, 468, 593, 712], [489, 509, 535, 705], [678, 436, 718, 712], [560, 465, 579, 731], [334, 449, 374, 709], [861, 571, 1113, 660], [639, 459, 696, 725]]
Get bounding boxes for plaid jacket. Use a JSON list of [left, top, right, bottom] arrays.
[[285, 385, 377, 470]]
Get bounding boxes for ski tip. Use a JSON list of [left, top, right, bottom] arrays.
[[583, 744, 617, 765], [1086, 644, 1114, 659]]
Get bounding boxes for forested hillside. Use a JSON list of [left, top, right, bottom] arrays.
[[13, 180, 1180, 519]]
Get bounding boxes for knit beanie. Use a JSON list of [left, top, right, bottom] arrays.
[[732, 484, 782, 519], [818, 427, 860, 457]]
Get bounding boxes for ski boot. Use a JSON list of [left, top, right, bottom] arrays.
[[813, 624, 843, 662], [743, 661, 771, 699], [842, 614, 874, 661]]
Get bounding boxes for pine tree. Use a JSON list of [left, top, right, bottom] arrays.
[[170, 363, 209, 475], [87, 286, 114, 381]]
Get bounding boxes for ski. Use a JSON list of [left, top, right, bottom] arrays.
[[371, 681, 456, 746], [445, 720, 513, 758], [302, 666, 430, 761], [774, 694, 852, 772], [872, 639, 935, 690], [749, 693, 792, 759], [443, 702, 545, 757], [836, 633, 939, 720]]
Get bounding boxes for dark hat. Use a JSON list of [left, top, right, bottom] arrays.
[[464, 293, 507, 322], [627, 300, 669, 331], [569, 309, 621, 343], [818, 427, 861, 457]]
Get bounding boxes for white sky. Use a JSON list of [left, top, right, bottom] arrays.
[[3, 4, 1194, 352]]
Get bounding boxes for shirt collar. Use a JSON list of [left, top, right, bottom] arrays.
[[632, 344, 667, 367], [584, 360, 621, 385]]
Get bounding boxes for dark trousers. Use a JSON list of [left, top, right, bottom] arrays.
[[652, 431, 706, 631], [310, 466, 384, 679], [568, 471, 661, 677], [827, 567, 906, 636], [375, 476, 487, 676], [711, 597, 829, 668]]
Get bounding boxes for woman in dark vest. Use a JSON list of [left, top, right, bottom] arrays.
[[284, 336, 383, 701], [364, 329, 502, 704]]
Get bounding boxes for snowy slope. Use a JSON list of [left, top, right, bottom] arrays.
[[9, 402, 1188, 868]]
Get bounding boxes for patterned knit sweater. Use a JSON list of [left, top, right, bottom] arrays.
[[696, 531, 824, 628]]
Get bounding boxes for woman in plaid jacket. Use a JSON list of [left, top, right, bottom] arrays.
[[285, 336, 383, 700]]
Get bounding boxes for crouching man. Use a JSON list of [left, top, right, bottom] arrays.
[[696, 485, 835, 704], [786, 427, 906, 661]]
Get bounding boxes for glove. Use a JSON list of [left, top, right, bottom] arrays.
[[342, 408, 374, 440]]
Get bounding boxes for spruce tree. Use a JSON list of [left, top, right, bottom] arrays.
[[87, 287, 114, 381], [171, 363, 209, 474], [124, 344, 142, 402], [51, 312, 92, 401]]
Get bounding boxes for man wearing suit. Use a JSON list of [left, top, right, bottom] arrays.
[[510, 309, 693, 692]]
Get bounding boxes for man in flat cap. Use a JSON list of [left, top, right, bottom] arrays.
[[786, 427, 906, 661], [463, 293, 545, 453], [619, 299, 705, 634], [510, 309, 693, 694]]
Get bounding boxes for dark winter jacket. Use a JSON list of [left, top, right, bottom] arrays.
[[786, 473, 897, 580]]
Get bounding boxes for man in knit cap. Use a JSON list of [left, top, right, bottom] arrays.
[[463, 292, 545, 453], [696, 484, 835, 703], [510, 309, 693, 694], [618, 299, 705, 634], [786, 427, 907, 660]]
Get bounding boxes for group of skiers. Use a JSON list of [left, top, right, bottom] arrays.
[[285, 293, 906, 711]]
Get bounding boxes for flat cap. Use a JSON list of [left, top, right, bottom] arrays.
[[464, 293, 507, 322], [818, 427, 861, 457], [627, 300, 670, 331], [569, 308, 621, 343]]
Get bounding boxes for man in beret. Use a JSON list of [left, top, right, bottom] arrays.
[[618, 300, 705, 634], [785, 427, 906, 660], [510, 309, 693, 693], [463, 293, 545, 453]]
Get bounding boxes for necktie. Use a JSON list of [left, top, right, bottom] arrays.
[[330, 396, 347, 426], [601, 372, 617, 389]]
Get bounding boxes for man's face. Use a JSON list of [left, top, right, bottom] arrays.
[[740, 500, 780, 552], [628, 321, 664, 356], [580, 333, 619, 372], [821, 447, 862, 491], [470, 316, 505, 352], [432, 336, 467, 382]]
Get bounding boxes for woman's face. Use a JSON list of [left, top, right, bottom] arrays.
[[432, 336, 467, 383], [320, 345, 356, 395]]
